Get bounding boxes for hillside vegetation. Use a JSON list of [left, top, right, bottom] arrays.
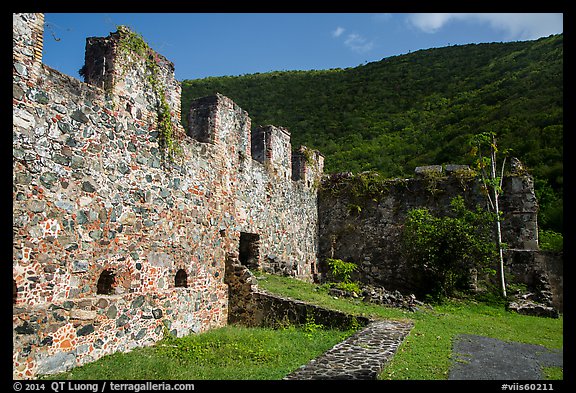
[[181, 34, 563, 233]]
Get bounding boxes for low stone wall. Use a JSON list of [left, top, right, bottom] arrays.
[[249, 291, 370, 329], [224, 253, 369, 330], [224, 252, 261, 326]]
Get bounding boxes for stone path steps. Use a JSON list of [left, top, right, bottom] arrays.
[[284, 320, 414, 380]]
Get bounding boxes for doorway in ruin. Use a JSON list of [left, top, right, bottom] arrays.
[[239, 232, 260, 270]]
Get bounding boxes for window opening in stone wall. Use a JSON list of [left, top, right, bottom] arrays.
[[13, 279, 17, 304], [239, 232, 260, 270], [96, 269, 116, 295], [175, 269, 188, 288]]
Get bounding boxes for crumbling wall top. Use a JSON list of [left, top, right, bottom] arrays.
[[13, 13, 45, 80]]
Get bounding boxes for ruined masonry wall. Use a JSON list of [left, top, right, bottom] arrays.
[[318, 170, 541, 296], [13, 13, 322, 379], [13, 12, 551, 380]]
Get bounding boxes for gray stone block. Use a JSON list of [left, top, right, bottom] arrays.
[[36, 351, 76, 375]]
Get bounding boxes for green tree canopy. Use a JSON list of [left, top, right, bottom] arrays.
[[181, 34, 563, 233]]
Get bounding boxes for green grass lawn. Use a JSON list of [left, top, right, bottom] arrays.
[[42, 324, 355, 380], [255, 273, 563, 380], [382, 301, 563, 380], [43, 273, 563, 380]]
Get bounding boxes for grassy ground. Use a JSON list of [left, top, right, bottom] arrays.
[[42, 324, 355, 380], [255, 273, 563, 380], [43, 273, 563, 380]]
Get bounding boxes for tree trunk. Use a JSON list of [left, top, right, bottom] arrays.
[[491, 143, 507, 298], [494, 196, 507, 298]]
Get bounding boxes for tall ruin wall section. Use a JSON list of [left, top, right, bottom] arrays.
[[13, 13, 322, 379], [318, 167, 562, 312]]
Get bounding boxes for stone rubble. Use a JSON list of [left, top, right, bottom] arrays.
[[326, 284, 426, 312]]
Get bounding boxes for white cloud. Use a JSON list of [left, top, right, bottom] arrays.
[[332, 26, 374, 54], [407, 13, 563, 40], [407, 13, 456, 33], [332, 26, 345, 38], [343, 33, 374, 53]]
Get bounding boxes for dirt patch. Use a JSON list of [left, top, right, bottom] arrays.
[[449, 334, 563, 380]]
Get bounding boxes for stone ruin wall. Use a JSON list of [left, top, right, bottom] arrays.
[[318, 166, 562, 312], [224, 253, 369, 330], [13, 13, 323, 379], [13, 12, 562, 380]]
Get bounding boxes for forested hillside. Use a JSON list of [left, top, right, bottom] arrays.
[[180, 34, 563, 233]]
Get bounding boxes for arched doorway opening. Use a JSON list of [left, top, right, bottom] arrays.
[[97, 269, 116, 295], [175, 269, 188, 288]]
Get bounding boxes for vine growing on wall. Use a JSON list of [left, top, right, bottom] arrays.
[[321, 171, 408, 215], [116, 25, 180, 161]]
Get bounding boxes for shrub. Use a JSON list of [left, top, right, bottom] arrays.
[[539, 229, 563, 251], [402, 196, 498, 302], [324, 258, 362, 296], [326, 258, 358, 283]]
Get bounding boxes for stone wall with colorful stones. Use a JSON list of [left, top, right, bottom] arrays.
[[13, 13, 322, 379]]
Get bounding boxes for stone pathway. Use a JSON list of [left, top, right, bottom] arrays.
[[283, 319, 413, 380]]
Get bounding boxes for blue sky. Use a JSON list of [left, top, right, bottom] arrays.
[[41, 13, 563, 81]]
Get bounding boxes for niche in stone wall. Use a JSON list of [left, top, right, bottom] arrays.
[[175, 269, 188, 288], [96, 269, 116, 295], [239, 232, 260, 270]]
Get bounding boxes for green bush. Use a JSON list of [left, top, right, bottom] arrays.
[[402, 196, 498, 302], [324, 258, 362, 296], [326, 258, 358, 283], [334, 281, 361, 294], [539, 229, 563, 251]]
